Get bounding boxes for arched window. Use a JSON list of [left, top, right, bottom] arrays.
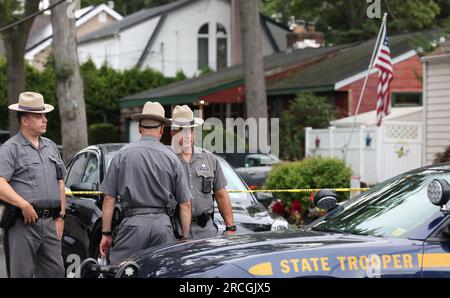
[[198, 23, 209, 71], [216, 23, 227, 70]]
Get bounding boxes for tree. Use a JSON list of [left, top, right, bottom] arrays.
[[0, 0, 40, 136], [239, 0, 268, 121], [280, 93, 335, 160], [50, 0, 88, 161], [262, 0, 442, 44]]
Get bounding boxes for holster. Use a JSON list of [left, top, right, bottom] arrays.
[[0, 203, 20, 230], [166, 196, 183, 240]]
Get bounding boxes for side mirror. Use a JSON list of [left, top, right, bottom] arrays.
[[314, 189, 338, 211], [427, 179, 450, 211], [255, 192, 273, 208], [70, 183, 99, 199]]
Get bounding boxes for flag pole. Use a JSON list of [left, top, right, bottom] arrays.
[[343, 12, 388, 162]]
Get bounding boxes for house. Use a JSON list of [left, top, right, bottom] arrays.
[[24, 4, 123, 70], [118, 30, 442, 142], [76, 0, 290, 77], [422, 37, 450, 165], [0, 14, 51, 58]]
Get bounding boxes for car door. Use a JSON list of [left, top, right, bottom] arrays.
[[62, 152, 90, 259], [421, 217, 450, 277]]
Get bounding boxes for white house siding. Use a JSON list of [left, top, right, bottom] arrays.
[[423, 55, 450, 165], [119, 16, 161, 69], [78, 36, 120, 68], [142, 0, 231, 77]]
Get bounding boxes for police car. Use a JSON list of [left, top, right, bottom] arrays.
[[83, 163, 450, 278]]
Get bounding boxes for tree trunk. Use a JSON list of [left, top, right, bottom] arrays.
[[50, 0, 88, 161], [239, 0, 268, 121], [0, 0, 40, 136]]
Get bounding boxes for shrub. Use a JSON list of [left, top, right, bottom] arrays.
[[88, 123, 119, 145], [265, 157, 352, 218]]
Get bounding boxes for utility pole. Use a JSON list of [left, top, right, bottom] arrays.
[[50, 0, 88, 161]]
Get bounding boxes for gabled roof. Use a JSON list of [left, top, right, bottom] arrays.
[[25, 4, 123, 57], [0, 14, 50, 56], [78, 0, 192, 44], [268, 29, 442, 93], [120, 29, 443, 108], [121, 45, 349, 107], [422, 39, 450, 61]]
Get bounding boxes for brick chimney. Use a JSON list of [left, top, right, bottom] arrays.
[[287, 19, 324, 49]]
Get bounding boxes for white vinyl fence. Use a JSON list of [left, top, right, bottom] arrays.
[[305, 121, 423, 185]]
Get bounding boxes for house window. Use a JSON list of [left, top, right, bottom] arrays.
[[392, 92, 422, 107], [198, 23, 209, 71], [216, 23, 227, 70]]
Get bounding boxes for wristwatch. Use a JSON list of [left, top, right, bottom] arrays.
[[102, 231, 112, 236], [225, 225, 237, 232]]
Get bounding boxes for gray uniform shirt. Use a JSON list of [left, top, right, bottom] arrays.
[[100, 136, 192, 208], [172, 147, 227, 217], [0, 132, 66, 209]]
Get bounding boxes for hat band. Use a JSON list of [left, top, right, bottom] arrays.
[[18, 105, 45, 111], [173, 119, 195, 126]]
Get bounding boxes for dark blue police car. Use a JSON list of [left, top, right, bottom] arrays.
[[83, 163, 450, 278]]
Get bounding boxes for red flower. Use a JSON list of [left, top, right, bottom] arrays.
[[309, 192, 315, 203], [290, 199, 302, 213], [271, 201, 285, 216]]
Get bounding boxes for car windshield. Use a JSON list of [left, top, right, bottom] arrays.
[[311, 169, 449, 238], [105, 152, 258, 210], [218, 158, 258, 209]]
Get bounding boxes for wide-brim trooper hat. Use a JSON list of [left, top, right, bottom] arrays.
[[170, 105, 204, 129], [130, 101, 170, 125], [8, 92, 54, 113]]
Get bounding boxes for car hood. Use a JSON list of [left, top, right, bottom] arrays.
[[127, 229, 384, 277], [214, 201, 275, 233]]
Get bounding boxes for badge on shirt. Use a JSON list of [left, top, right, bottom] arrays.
[[200, 164, 209, 170]]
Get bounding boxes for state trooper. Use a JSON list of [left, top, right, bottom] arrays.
[[170, 105, 235, 239], [0, 92, 66, 278], [99, 102, 192, 265]]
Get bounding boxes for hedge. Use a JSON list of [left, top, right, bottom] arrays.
[[265, 157, 353, 211]]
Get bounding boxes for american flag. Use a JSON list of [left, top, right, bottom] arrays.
[[373, 23, 394, 127]]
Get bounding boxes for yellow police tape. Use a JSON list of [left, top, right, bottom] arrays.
[[65, 188, 369, 196]]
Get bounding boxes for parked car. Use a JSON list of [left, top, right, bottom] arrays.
[[61, 144, 288, 263], [217, 153, 280, 190], [234, 154, 280, 190], [83, 163, 450, 278]]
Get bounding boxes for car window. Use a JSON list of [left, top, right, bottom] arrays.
[[81, 153, 99, 186], [66, 153, 89, 187], [218, 158, 257, 209], [312, 170, 449, 238]]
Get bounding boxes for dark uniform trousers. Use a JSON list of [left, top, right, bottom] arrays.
[[109, 214, 175, 265], [9, 218, 64, 278]]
